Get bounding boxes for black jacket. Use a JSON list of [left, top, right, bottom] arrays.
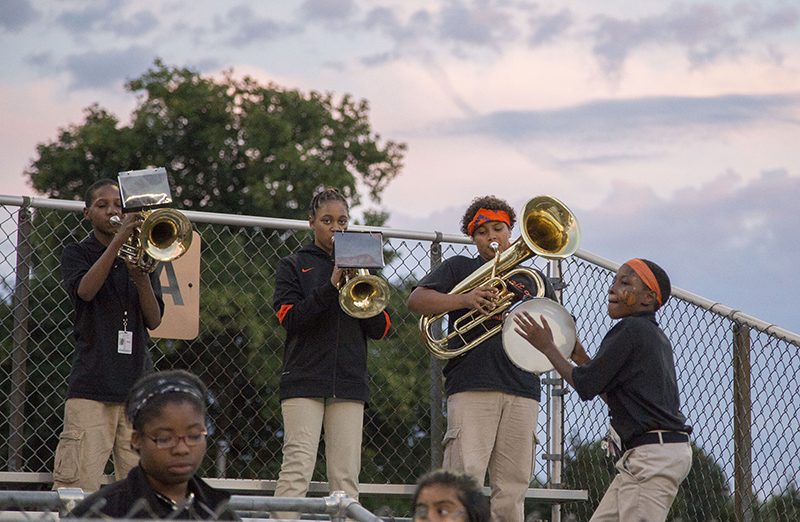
[[273, 242, 390, 403], [68, 465, 239, 520]]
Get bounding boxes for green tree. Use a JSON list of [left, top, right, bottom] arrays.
[[561, 436, 616, 522], [1, 208, 86, 473], [759, 483, 800, 522], [25, 58, 406, 219]]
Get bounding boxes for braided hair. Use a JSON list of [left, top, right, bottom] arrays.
[[309, 187, 349, 219]]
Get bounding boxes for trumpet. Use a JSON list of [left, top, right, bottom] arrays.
[[332, 231, 391, 319], [111, 208, 193, 273], [420, 195, 580, 360], [338, 269, 391, 319]]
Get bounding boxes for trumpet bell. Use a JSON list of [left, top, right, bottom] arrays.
[[339, 270, 391, 319], [141, 208, 194, 262], [111, 208, 193, 272]]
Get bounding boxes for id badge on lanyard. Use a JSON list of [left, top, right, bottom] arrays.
[[118, 310, 133, 355]]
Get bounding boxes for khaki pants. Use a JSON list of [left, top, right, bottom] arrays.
[[590, 438, 693, 522], [52, 399, 139, 492], [443, 391, 540, 522], [272, 398, 364, 519]]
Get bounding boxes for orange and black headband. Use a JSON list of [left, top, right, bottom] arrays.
[[624, 258, 662, 307], [467, 208, 511, 236]]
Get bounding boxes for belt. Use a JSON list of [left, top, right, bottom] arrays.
[[625, 431, 689, 451]]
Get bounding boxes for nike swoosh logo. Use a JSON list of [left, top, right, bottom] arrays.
[[302, 267, 314, 272]]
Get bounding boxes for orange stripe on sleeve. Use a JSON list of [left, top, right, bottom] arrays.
[[380, 310, 391, 339], [277, 304, 294, 325]]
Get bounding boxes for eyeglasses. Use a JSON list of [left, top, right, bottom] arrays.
[[146, 431, 207, 450], [412, 507, 466, 522]]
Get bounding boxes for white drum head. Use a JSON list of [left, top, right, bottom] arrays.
[[502, 298, 576, 374]]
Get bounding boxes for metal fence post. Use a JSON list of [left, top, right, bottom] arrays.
[[549, 259, 565, 522], [216, 440, 229, 478], [733, 323, 754, 522], [429, 233, 444, 469], [9, 199, 33, 472]]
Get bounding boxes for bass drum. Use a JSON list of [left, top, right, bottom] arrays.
[[501, 298, 576, 375]]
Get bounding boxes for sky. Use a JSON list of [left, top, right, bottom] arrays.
[[1, 0, 799, 334]]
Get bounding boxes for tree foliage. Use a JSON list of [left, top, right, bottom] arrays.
[[672, 443, 733, 521], [25, 58, 406, 219], [759, 483, 800, 522], [561, 436, 616, 521]]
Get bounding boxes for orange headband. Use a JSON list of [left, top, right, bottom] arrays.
[[467, 208, 511, 236], [624, 258, 662, 307]]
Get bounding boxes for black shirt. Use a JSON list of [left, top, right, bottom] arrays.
[[61, 234, 164, 403], [415, 255, 556, 401], [572, 311, 692, 445], [68, 465, 239, 520]]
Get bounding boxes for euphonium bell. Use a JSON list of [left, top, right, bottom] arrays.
[[111, 208, 193, 273], [420, 195, 581, 360]]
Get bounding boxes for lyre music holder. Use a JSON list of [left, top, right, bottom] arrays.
[[334, 231, 384, 269], [117, 167, 173, 212]]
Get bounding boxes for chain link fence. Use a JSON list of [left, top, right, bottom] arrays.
[[1, 196, 799, 522]]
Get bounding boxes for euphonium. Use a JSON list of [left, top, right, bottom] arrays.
[[111, 208, 193, 273], [420, 195, 581, 359]]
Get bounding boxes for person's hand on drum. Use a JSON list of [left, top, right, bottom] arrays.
[[513, 309, 578, 387], [513, 310, 557, 356]]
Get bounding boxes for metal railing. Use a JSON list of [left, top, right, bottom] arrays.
[[0, 489, 380, 522], [2, 195, 799, 522]]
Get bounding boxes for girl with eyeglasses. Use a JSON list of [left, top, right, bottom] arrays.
[[412, 470, 490, 522], [68, 370, 239, 520]]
